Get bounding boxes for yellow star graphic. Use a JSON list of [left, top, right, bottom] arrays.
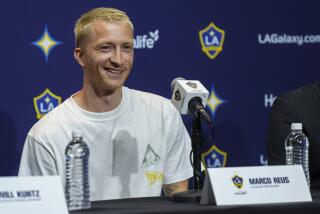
[[207, 85, 225, 118], [36, 32, 56, 56], [31, 25, 62, 62]]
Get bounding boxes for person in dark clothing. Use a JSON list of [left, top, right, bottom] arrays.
[[266, 81, 320, 189]]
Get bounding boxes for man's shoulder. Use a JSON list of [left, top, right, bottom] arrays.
[[127, 87, 173, 108], [125, 87, 179, 120], [273, 81, 320, 115], [279, 81, 320, 102], [28, 99, 70, 138]]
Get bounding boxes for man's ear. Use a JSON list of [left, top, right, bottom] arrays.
[[74, 47, 85, 67]]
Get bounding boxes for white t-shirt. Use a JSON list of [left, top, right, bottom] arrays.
[[19, 87, 192, 201]]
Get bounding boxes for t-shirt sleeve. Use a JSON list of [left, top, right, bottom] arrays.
[[18, 135, 58, 176], [163, 107, 193, 184]]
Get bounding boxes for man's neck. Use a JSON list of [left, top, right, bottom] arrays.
[[73, 86, 123, 112]]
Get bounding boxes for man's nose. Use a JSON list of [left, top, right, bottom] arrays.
[[110, 48, 123, 65]]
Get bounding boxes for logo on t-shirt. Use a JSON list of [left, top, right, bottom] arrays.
[[145, 171, 164, 185], [141, 144, 161, 168]]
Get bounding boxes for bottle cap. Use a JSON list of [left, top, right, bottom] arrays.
[[291, 123, 302, 130], [72, 131, 82, 138]]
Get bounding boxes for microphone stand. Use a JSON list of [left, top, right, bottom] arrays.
[[192, 114, 202, 190], [171, 113, 203, 202]]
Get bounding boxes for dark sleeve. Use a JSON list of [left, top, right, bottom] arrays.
[[266, 95, 296, 165]]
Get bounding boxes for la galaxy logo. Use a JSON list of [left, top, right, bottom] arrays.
[[201, 145, 227, 168], [33, 88, 62, 119], [31, 25, 62, 63], [232, 174, 244, 189], [186, 82, 197, 89], [174, 90, 181, 101], [199, 22, 225, 60]]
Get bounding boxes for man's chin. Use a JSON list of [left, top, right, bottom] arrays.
[[98, 81, 124, 95]]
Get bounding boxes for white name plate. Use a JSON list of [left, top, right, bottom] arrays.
[[201, 165, 312, 205], [0, 176, 68, 214]]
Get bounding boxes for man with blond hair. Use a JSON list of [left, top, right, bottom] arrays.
[[19, 7, 192, 200]]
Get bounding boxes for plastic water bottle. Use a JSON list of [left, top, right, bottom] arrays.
[[65, 131, 90, 210], [285, 123, 310, 187]]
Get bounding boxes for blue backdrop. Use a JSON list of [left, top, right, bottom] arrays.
[[1, 0, 320, 176]]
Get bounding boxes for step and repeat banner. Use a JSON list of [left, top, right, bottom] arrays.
[[1, 0, 320, 175]]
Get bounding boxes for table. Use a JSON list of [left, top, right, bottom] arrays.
[[71, 190, 320, 214]]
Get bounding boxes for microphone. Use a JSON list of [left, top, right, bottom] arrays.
[[171, 77, 212, 123]]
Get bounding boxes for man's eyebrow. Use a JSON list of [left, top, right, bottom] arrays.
[[123, 42, 134, 45], [95, 42, 112, 47]]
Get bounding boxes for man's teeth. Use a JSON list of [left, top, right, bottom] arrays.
[[108, 68, 122, 74]]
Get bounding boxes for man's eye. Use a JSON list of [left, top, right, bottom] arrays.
[[100, 46, 112, 51], [123, 45, 133, 51]]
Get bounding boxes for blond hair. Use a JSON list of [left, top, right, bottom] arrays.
[[74, 7, 134, 47]]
